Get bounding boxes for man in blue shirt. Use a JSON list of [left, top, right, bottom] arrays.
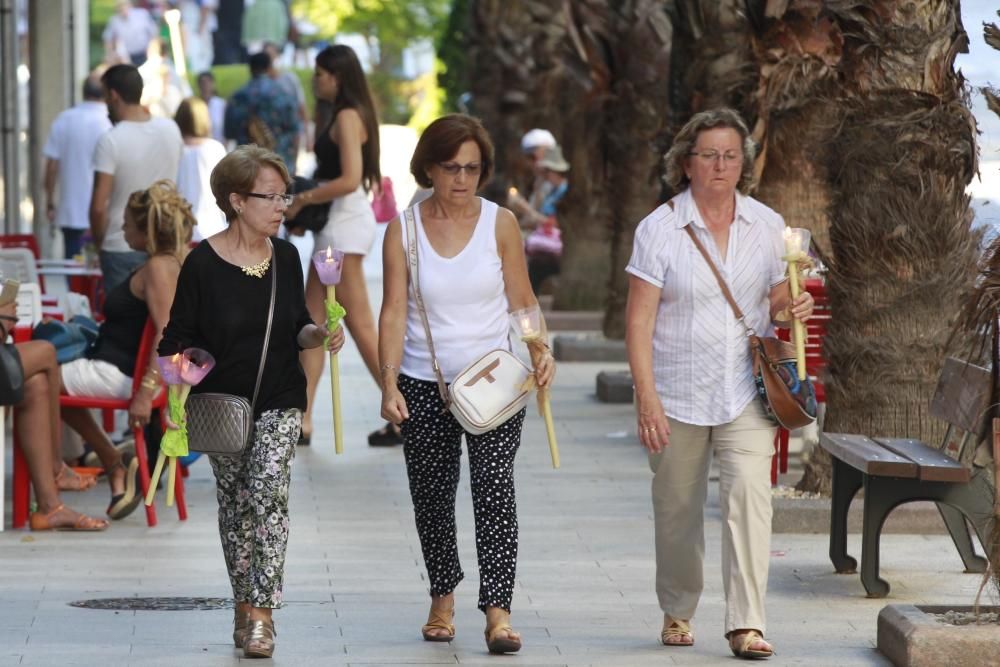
[[224, 51, 301, 173]]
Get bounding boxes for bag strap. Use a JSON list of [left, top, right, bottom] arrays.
[[402, 206, 452, 407], [250, 239, 278, 413], [681, 224, 756, 338]]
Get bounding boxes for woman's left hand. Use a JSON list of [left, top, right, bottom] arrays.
[[535, 350, 556, 388], [326, 323, 345, 353], [128, 392, 153, 429], [790, 291, 815, 323]]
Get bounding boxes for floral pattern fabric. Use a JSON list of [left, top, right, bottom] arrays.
[[210, 408, 301, 608]]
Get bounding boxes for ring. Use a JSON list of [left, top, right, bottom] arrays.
[[649, 427, 657, 432]]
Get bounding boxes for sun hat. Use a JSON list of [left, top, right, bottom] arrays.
[[521, 128, 557, 152], [538, 145, 570, 172]]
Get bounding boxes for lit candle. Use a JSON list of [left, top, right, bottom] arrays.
[[783, 227, 808, 381], [312, 246, 347, 455], [509, 305, 560, 469]]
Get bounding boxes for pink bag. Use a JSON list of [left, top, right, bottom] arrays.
[[371, 176, 398, 223]]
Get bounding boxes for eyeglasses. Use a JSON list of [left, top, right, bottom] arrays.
[[438, 162, 482, 177], [246, 192, 293, 207], [688, 150, 743, 166]]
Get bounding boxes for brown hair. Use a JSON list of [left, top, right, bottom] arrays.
[[124, 180, 195, 261], [410, 114, 494, 189], [663, 107, 756, 194], [174, 96, 212, 139], [210, 144, 290, 221]]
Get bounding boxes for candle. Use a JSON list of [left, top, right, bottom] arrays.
[[312, 247, 347, 454], [783, 227, 809, 381], [509, 305, 560, 469]]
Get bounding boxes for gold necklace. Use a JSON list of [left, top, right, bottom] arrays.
[[241, 255, 271, 278]]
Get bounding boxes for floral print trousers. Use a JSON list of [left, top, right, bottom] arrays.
[[209, 408, 301, 608]]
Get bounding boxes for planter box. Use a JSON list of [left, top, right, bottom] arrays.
[[878, 604, 1000, 667]]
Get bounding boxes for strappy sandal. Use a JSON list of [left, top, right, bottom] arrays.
[[368, 421, 404, 447], [485, 623, 522, 654], [233, 609, 251, 647], [421, 606, 455, 642], [55, 464, 98, 491], [106, 454, 140, 520], [729, 629, 773, 659], [660, 617, 694, 646], [243, 618, 276, 659], [29, 504, 108, 531]]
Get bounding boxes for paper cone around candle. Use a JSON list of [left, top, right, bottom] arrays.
[[313, 247, 345, 285]]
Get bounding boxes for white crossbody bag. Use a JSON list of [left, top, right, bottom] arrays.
[[403, 207, 531, 435]]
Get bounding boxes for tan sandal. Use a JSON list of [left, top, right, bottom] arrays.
[[661, 617, 694, 646], [55, 464, 97, 491], [729, 629, 773, 659], [485, 623, 522, 654], [421, 606, 455, 642], [243, 618, 276, 659], [29, 504, 108, 532]]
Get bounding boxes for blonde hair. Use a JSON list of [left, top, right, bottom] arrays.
[[124, 180, 195, 261], [210, 144, 290, 221], [663, 108, 756, 194], [174, 96, 212, 139]]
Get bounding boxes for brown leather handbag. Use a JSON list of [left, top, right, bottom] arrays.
[[684, 226, 817, 430]]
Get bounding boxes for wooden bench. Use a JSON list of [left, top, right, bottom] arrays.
[[819, 357, 995, 598]]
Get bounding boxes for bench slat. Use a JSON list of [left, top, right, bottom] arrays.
[[872, 438, 969, 483], [820, 433, 918, 478]]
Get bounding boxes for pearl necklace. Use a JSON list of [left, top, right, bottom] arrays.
[[240, 256, 271, 278]]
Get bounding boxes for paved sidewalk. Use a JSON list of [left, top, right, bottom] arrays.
[[1, 267, 987, 666]]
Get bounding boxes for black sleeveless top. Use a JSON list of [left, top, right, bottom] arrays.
[[88, 270, 149, 377], [313, 119, 342, 180]]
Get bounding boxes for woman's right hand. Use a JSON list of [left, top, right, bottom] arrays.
[[163, 410, 182, 431], [381, 384, 409, 425], [636, 392, 671, 454]]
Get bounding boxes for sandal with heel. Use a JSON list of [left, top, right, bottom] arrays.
[[243, 619, 276, 658], [233, 609, 251, 647], [729, 629, 773, 659], [106, 454, 140, 520], [421, 606, 455, 642], [661, 617, 694, 646], [485, 623, 522, 654]]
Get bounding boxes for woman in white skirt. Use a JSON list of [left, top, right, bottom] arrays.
[[285, 44, 384, 446]]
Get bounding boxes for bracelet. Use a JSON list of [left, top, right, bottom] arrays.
[[141, 379, 159, 391], [380, 363, 398, 374]]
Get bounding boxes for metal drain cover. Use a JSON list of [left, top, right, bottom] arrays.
[[69, 597, 233, 611]]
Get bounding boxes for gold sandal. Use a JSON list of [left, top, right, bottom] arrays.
[[485, 623, 522, 654], [729, 629, 773, 659], [232, 609, 251, 648], [421, 606, 455, 642], [243, 619, 276, 659], [661, 617, 694, 646]]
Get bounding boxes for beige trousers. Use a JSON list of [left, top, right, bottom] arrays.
[[648, 400, 776, 636]]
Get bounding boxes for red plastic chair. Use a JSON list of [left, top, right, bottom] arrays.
[[772, 279, 829, 485], [11, 319, 185, 528]]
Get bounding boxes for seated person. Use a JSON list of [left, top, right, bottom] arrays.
[[525, 215, 563, 294], [59, 179, 195, 520], [508, 145, 570, 230], [0, 309, 107, 531]]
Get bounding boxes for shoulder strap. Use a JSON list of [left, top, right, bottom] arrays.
[[250, 239, 277, 412], [682, 224, 755, 336], [402, 207, 451, 407]]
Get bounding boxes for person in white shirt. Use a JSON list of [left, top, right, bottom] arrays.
[[173, 96, 227, 239], [90, 64, 184, 293], [624, 108, 814, 660], [197, 71, 227, 144], [43, 76, 112, 259], [102, 0, 159, 66], [179, 0, 218, 74]]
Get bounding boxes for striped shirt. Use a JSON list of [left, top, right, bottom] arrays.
[[626, 189, 787, 426]]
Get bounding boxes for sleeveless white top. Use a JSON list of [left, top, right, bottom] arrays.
[[400, 198, 511, 382]]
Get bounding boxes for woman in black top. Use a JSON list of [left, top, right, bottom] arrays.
[[283, 44, 388, 447], [60, 180, 193, 521], [158, 145, 344, 659]]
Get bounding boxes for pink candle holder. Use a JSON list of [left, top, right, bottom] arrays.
[[157, 354, 185, 385], [179, 347, 216, 385], [312, 246, 345, 286]]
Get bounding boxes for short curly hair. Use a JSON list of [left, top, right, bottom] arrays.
[[410, 114, 494, 189], [663, 108, 756, 194], [210, 145, 290, 221]]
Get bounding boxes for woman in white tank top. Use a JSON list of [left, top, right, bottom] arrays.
[[378, 115, 555, 654]]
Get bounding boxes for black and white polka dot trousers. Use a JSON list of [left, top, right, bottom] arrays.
[[398, 373, 526, 613]]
